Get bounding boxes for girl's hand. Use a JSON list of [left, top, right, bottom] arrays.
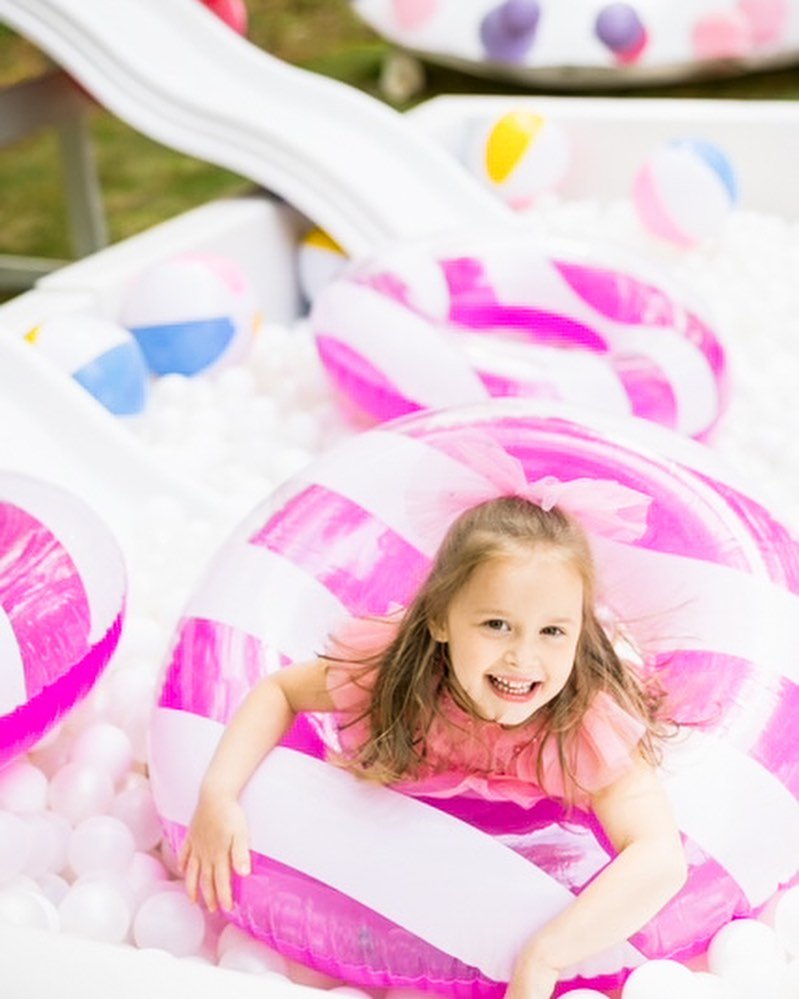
[[178, 791, 251, 913], [505, 947, 559, 999]]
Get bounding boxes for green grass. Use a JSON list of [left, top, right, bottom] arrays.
[[1, 1, 798, 281]]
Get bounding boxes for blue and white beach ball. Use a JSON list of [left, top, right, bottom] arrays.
[[26, 314, 149, 416], [632, 138, 739, 248], [120, 253, 260, 376]]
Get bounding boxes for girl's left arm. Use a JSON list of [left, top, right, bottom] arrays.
[[507, 754, 687, 999]]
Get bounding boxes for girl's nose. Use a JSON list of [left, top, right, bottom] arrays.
[[504, 640, 540, 670]]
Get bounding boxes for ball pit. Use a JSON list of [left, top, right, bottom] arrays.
[[150, 399, 798, 995], [0, 472, 126, 769], [120, 252, 260, 377], [3, 154, 799, 996], [310, 229, 727, 438]]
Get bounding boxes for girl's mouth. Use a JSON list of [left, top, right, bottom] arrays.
[[487, 674, 541, 701]]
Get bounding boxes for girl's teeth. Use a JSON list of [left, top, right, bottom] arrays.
[[490, 676, 535, 694]]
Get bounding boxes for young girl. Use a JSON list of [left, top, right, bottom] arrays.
[[179, 483, 687, 999]]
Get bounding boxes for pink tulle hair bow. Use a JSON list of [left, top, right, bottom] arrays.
[[409, 434, 652, 548]]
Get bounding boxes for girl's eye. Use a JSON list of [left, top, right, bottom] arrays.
[[483, 619, 509, 632], [541, 625, 566, 637]]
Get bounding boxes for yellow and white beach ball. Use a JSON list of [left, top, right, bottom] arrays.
[[463, 109, 571, 210]]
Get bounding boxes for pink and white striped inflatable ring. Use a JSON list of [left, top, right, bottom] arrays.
[[310, 230, 727, 439], [0, 473, 126, 768], [150, 400, 797, 995]]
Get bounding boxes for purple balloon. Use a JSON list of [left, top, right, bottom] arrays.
[[480, 1, 540, 63], [595, 3, 645, 54]]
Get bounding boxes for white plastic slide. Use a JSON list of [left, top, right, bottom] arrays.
[[0, 0, 509, 257]]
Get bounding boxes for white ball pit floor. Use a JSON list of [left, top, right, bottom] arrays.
[[2, 195, 799, 999]]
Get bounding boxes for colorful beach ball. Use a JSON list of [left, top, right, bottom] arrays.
[[120, 253, 260, 377], [0, 473, 126, 768], [464, 109, 570, 209], [26, 314, 149, 416], [632, 138, 739, 248]]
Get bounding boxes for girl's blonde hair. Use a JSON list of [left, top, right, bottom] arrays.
[[329, 495, 669, 802]]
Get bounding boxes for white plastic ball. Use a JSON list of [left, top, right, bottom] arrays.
[[67, 815, 136, 877], [64, 687, 112, 735], [707, 918, 785, 976], [69, 722, 134, 786], [133, 889, 207, 957], [125, 851, 170, 908], [775, 886, 799, 957], [464, 109, 570, 209], [217, 937, 287, 975], [0, 811, 32, 882], [38, 871, 69, 908], [559, 991, 611, 998], [22, 810, 71, 877], [48, 761, 115, 824], [111, 782, 162, 851], [621, 958, 701, 998], [0, 886, 60, 930], [691, 971, 730, 997], [28, 725, 71, 777], [38, 872, 70, 907], [0, 760, 48, 812], [59, 877, 131, 943], [284, 958, 342, 989]]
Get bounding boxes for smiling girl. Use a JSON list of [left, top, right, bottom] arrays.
[[180, 487, 686, 999]]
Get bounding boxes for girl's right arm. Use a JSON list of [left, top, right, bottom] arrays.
[[178, 659, 334, 913]]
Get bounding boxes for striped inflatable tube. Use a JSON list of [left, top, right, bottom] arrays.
[[311, 231, 727, 439], [0, 473, 126, 767], [150, 400, 797, 995]]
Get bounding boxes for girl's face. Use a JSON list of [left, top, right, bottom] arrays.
[[430, 546, 583, 728]]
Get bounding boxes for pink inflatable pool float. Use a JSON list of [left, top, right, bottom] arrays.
[[150, 400, 797, 995], [0, 473, 126, 768], [311, 231, 727, 439]]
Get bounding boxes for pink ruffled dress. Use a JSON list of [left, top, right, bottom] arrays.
[[325, 615, 646, 810]]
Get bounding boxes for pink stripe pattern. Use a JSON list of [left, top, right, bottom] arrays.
[[154, 402, 796, 995], [310, 233, 726, 437], [0, 474, 126, 768]]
